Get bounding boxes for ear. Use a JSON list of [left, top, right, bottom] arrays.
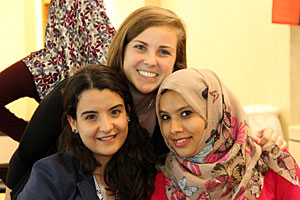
[[67, 115, 77, 133], [126, 104, 131, 122]]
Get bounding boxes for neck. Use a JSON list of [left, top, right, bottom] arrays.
[[93, 166, 108, 193], [94, 156, 110, 175], [127, 82, 157, 134], [127, 82, 156, 117]]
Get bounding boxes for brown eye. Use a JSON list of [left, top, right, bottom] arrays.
[[86, 115, 96, 120], [160, 114, 170, 121], [181, 110, 192, 118], [110, 109, 121, 117]]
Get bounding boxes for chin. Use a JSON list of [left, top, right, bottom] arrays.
[[139, 87, 156, 94], [177, 151, 194, 158]]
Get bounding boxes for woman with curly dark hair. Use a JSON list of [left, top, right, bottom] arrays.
[[17, 64, 156, 200]]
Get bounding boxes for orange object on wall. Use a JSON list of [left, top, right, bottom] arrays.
[[272, 0, 300, 25]]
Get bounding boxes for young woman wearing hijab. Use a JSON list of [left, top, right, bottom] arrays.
[[0, 0, 115, 141], [155, 68, 300, 199], [17, 64, 156, 200], [6, 6, 285, 199]]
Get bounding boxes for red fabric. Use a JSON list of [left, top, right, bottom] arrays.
[[272, 0, 300, 25], [259, 169, 300, 199], [151, 172, 168, 200], [152, 170, 300, 199]]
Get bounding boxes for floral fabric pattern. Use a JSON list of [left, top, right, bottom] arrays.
[[156, 68, 300, 199], [23, 0, 115, 99]]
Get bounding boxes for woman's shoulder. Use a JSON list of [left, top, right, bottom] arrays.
[[33, 152, 80, 177], [18, 153, 96, 199]]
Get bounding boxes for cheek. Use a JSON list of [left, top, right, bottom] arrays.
[[161, 123, 171, 139], [161, 59, 176, 75], [118, 118, 129, 134], [190, 122, 205, 140], [123, 49, 143, 68], [79, 125, 98, 138], [123, 48, 133, 72]]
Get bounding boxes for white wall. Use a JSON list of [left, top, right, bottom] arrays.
[[159, 0, 292, 138], [0, 0, 39, 121], [111, 0, 145, 29]]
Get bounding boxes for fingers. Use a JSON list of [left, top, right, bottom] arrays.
[[258, 128, 277, 147], [251, 131, 261, 144], [256, 129, 264, 138], [277, 137, 287, 151], [257, 128, 287, 151]]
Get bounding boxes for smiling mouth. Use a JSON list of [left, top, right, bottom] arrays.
[[173, 137, 191, 147], [98, 135, 116, 141], [176, 138, 188, 143], [138, 70, 158, 78]]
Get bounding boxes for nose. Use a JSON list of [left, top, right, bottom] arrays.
[[98, 115, 113, 133], [170, 119, 183, 135], [143, 51, 157, 66]]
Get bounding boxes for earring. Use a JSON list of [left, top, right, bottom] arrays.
[[73, 129, 77, 133], [127, 117, 130, 123]]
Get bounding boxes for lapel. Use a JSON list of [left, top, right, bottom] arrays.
[[75, 158, 98, 199]]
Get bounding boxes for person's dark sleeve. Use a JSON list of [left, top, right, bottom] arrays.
[[151, 121, 170, 157], [16, 157, 65, 200], [0, 60, 40, 141], [6, 79, 67, 193]]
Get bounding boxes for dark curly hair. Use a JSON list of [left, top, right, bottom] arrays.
[[59, 64, 157, 199]]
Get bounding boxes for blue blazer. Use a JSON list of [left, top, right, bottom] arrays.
[[17, 152, 98, 200]]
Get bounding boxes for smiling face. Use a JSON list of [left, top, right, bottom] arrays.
[[123, 26, 177, 94], [68, 89, 128, 162], [159, 90, 206, 157]]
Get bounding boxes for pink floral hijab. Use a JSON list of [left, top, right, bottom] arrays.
[[156, 68, 300, 199]]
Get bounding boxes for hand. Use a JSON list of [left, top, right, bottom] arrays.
[[5, 186, 12, 200], [251, 128, 287, 151]]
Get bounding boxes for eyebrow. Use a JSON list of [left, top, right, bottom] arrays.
[[133, 40, 175, 50], [110, 104, 124, 110], [80, 104, 124, 116], [81, 110, 97, 117], [159, 105, 191, 114], [133, 40, 148, 46]]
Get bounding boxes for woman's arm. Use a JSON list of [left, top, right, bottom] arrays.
[[5, 186, 11, 200], [6, 79, 67, 194]]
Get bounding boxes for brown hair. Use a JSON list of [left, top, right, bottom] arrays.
[[107, 6, 187, 74]]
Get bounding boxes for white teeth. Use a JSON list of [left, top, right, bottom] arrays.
[[138, 70, 157, 78], [176, 138, 187, 143], [99, 135, 115, 141]]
